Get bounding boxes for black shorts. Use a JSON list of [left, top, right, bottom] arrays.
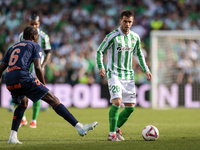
[[6, 78, 49, 104]]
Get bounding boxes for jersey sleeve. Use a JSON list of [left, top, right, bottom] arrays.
[[41, 34, 51, 50], [133, 36, 149, 73], [33, 44, 43, 60], [96, 35, 113, 70]]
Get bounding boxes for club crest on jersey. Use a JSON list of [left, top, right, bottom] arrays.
[[117, 46, 134, 51], [104, 37, 108, 41], [131, 38, 136, 44]]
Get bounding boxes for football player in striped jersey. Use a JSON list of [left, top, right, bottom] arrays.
[[96, 10, 152, 141], [18, 14, 52, 128]]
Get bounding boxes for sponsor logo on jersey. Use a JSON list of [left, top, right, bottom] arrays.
[[117, 46, 134, 51], [7, 66, 21, 73]]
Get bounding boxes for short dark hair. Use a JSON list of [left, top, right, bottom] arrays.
[[23, 26, 38, 40], [120, 10, 134, 19], [29, 14, 40, 22]]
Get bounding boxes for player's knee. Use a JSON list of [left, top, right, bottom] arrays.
[[21, 97, 28, 105], [47, 95, 60, 106], [53, 96, 60, 104], [42, 92, 60, 106], [112, 98, 122, 106]]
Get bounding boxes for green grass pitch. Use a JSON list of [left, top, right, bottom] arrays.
[[0, 107, 200, 150]]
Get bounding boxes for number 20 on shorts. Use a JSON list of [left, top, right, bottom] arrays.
[[109, 85, 120, 93]]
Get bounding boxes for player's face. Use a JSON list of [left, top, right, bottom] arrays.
[[120, 16, 134, 35], [28, 20, 40, 29]]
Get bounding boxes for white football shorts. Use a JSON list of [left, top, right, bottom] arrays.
[[107, 74, 136, 104]]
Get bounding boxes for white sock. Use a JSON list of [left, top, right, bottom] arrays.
[[109, 132, 116, 136], [75, 122, 83, 131], [10, 130, 17, 140], [22, 116, 26, 121], [31, 120, 36, 124]]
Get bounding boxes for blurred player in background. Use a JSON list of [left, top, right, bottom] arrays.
[[0, 26, 98, 144], [18, 14, 51, 128], [96, 10, 152, 141]]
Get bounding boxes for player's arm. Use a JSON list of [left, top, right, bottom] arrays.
[[41, 34, 51, 69], [0, 62, 8, 80], [133, 36, 152, 81], [33, 58, 45, 85], [41, 50, 51, 69], [0, 51, 9, 81], [33, 44, 46, 84], [96, 36, 112, 78]]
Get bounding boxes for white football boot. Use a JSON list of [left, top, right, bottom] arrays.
[[116, 129, 125, 140], [78, 121, 98, 136], [8, 138, 22, 144]]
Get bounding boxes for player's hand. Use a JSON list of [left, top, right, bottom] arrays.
[[99, 68, 106, 78], [145, 71, 152, 82]]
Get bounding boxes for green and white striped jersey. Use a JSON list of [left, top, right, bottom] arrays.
[[18, 29, 51, 51], [96, 27, 149, 80]]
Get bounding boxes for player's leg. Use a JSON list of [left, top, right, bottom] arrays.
[[107, 77, 122, 141], [8, 96, 28, 144], [108, 98, 121, 141], [29, 63, 40, 128], [116, 103, 135, 140], [42, 91, 98, 136], [30, 100, 40, 128], [19, 63, 34, 128], [116, 79, 136, 140]]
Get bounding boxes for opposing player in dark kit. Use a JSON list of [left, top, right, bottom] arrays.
[[0, 26, 98, 144], [18, 14, 52, 128]]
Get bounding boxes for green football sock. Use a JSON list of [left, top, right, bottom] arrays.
[[109, 105, 120, 132], [32, 100, 41, 120], [117, 106, 135, 128]]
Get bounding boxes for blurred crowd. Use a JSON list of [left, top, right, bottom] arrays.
[[157, 38, 200, 86], [173, 39, 200, 85], [0, 0, 200, 85]]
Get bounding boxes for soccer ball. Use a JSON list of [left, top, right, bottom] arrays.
[[142, 125, 159, 141]]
